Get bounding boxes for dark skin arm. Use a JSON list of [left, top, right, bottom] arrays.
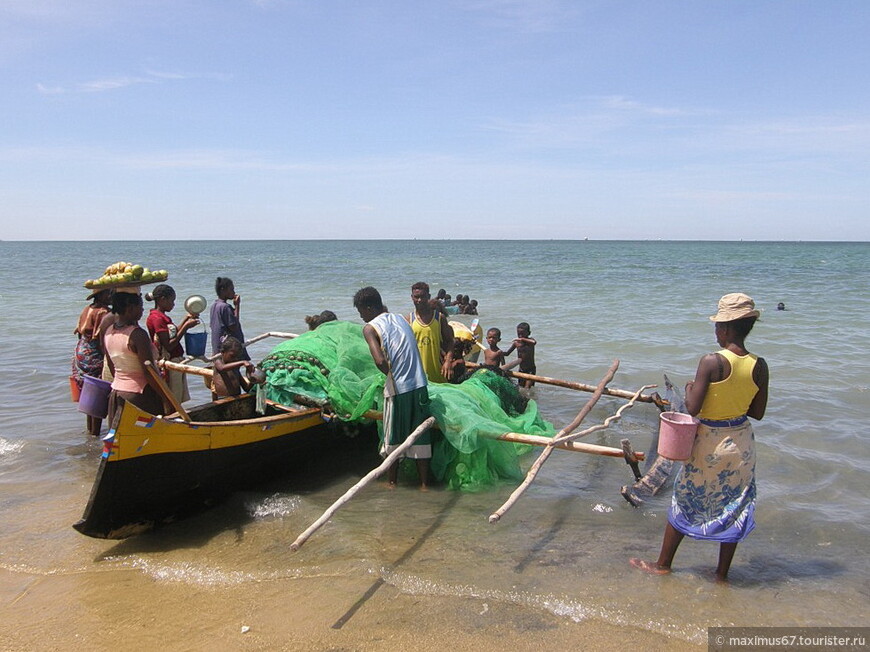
[[747, 357, 769, 420], [363, 324, 390, 375], [214, 358, 255, 375], [440, 319, 455, 380], [155, 315, 200, 352], [684, 353, 719, 416], [213, 358, 258, 395], [505, 337, 535, 368]]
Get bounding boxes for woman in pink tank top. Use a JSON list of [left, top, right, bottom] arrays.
[[102, 291, 165, 425]]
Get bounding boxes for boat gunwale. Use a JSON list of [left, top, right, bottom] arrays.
[[130, 394, 325, 430], [144, 406, 325, 429]]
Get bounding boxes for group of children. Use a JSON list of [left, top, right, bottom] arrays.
[[435, 289, 478, 315], [442, 321, 537, 388], [483, 322, 537, 388]]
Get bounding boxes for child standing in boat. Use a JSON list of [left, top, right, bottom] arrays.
[[212, 337, 262, 398]]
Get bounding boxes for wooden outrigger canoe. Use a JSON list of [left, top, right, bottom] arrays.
[[73, 393, 371, 539], [74, 330, 653, 541]]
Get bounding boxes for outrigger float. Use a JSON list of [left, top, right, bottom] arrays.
[[74, 329, 663, 540]]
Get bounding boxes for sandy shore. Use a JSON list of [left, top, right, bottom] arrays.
[[1, 566, 700, 651]]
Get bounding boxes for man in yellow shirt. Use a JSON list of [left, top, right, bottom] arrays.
[[406, 282, 455, 383]]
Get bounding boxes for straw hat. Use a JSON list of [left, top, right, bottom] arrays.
[[85, 288, 112, 301], [709, 293, 760, 322]]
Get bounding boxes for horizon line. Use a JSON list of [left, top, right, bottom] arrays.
[[2, 238, 868, 244]]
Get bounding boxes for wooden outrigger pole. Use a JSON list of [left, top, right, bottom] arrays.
[[490, 360, 654, 523], [179, 331, 300, 365], [289, 416, 437, 551], [464, 361, 658, 404]]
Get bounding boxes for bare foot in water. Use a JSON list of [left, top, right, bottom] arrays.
[[629, 558, 671, 575]]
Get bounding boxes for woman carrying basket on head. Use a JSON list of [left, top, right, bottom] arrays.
[[103, 291, 167, 426], [631, 293, 769, 582]]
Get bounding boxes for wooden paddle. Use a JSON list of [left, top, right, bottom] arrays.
[[144, 360, 191, 422]]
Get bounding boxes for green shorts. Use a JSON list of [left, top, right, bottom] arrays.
[[381, 386, 431, 459]]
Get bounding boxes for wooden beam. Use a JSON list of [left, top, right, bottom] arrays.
[[290, 416, 437, 551], [465, 361, 657, 403], [144, 360, 191, 422]]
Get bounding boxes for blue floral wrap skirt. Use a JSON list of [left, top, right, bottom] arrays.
[[667, 420, 756, 543]]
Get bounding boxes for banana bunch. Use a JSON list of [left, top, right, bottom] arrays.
[[84, 261, 169, 289]]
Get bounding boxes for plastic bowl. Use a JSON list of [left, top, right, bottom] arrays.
[[184, 295, 207, 315]]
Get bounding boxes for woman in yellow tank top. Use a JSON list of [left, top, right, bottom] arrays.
[[632, 293, 769, 582]]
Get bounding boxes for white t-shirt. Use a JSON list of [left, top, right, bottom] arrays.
[[369, 312, 427, 397]]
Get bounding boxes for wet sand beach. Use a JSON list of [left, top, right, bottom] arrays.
[[1, 565, 695, 651]]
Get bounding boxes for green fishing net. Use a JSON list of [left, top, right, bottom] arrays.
[[259, 320, 555, 490]]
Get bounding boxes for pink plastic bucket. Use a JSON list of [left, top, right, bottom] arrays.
[[78, 375, 112, 419], [657, 411, 699, 461]]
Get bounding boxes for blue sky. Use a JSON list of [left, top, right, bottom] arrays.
[[2, 1, 868, 240]]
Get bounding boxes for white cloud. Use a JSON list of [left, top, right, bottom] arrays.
[[35, 83, 64, 95], [596, 95, 694, 117], [78, 76, 156, 92], [464, 0, 578, 33], [36, 68, 230, 95]]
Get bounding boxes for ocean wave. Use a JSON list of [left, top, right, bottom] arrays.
[[0, 437, 25, 457], [381, 568, 705, 644], [100, 555, 351, 587], [247, 493, 302, 519]]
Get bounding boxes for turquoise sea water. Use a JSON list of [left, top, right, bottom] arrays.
[[0, 240, 868, 643]]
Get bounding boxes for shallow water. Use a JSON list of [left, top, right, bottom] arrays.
[[0, 240, 868, 644]]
